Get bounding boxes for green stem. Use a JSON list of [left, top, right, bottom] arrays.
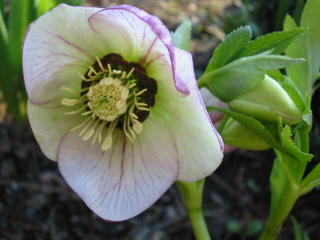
[[177, 180, 211, 240], [187, 205, 211, 240], [259, 187, 299, 240], [260, 125, 310, 240]]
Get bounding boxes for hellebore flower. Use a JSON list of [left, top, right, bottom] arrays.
[[23, 4, 223, 221], [229, 75, 302, 124]]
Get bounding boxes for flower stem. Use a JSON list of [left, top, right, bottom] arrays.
[[177, 179, 211, 240], [259, 187, 299, 240], [259, 125, 311, 240]]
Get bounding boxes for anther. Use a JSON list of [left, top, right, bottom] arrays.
[[64, 105, 86, 115], [135, 89, 148, 96], [61, 98, 84, 106], [96, 56, 106, 72], [102, 135, 112, 151], [133, 121, 143, 134], [70, 117, 91, 131], [127, 68, 134, 78]]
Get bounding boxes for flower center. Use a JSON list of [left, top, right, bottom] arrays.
[[61, 54, 157, 151], [86, 78, 129, 121]]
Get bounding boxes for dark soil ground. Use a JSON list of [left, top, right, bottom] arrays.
[[1, 0, 320, 240]]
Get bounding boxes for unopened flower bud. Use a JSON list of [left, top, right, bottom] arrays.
[[229, 75, 302, 124], [220, 118, 270, 150]]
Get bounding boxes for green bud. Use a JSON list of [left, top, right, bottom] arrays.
[[220, 118, 270, 150], [229, 75, 302, 124]]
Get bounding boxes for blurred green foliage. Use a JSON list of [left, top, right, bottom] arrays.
[[291, 216, 310, 240], [223, 0, 307, 36], [0, 0, 85, 120]]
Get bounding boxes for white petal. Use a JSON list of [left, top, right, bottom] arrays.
[[58, 117, 178, 221], [88, 6, 189, 94], [89, 8, 168, 63], [155, 48, 224, 182], [200, 88, 228, 123], [23, 4, 107, 105], [27, 101, 85, 161]]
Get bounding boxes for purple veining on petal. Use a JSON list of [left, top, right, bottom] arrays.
[[57, 120, 179, 221], [103, 5, 190, 95], [139, 37, 157, 65], [23, 4, 103, 106], [40, 29, 96, 60]]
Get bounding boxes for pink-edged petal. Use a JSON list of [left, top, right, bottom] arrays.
[[58, 117, 178, 221], [23, 4, 107, 105], [27, 101, 85, 161], [200, 88, 236, 154], [156, 48, 224, 182], [88, 6, 189, 95], [200, 88, 228, 123]]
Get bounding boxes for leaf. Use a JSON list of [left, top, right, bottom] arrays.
[[213, 107, 312, 162], [204, 25, 252, 72], [213, 107, 280, 147], [241, 28, 304, 56], [0, 0, 3, 16], [35, 0, 56, 17], [199, 53, 304, 102], [301, 163, 320, 194], [8, 0, 33, 72], [55, 0, 86, 5], [279, 125, 313, 164], [0, 1, 7, 45], [270, 152, 289, 211], [291, 217, 311, 240], [172, 19, 192, 51], [0, 3, 21, 118], [285, 0, 320, 96]]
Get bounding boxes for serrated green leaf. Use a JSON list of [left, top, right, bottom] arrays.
[[204, 25, 252, 72], [279, 125, 313, 163], [172, 19, 192, 51], [285, 0, 320, 96], [213, 107, 312, 162], [199, 53, 304, 102], [212, 107, 280, 146], [225, 53, 304, 72], [241, 28, 304, 56]]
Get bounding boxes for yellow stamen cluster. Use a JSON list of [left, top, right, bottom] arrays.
[[61, 57, 150, 151]]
